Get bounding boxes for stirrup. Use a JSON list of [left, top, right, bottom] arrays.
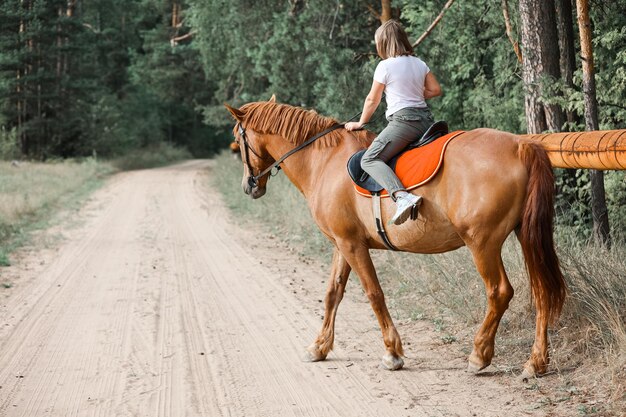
[[410, 203, 418, 220]]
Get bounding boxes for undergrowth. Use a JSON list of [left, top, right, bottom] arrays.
[[111, 142, 192, 171], [213, 150, 626, 414]]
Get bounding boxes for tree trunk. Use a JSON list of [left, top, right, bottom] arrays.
[[576, 0, 611, 247], [519, 0, 564, 133], [20, 0, 31, 155], [519, 0, 546, 133], [57, 6, 63, 80], [17, 6, 24, 153], [556, 0, 577, 125], [171, 2, 180, 28], [554, 0, 578, 217]]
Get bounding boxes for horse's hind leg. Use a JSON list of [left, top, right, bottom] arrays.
[[517, 227, 550, 379], [336, 239, 404, 370], [305, 248, 351, 362], [467, 243, 514, 373]]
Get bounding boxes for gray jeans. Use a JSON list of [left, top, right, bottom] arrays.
[[361, 107, 434, 200]]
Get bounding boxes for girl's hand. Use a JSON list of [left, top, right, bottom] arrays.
[[345, 122, 364, 131]]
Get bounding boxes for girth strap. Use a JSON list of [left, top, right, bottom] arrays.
[[372, 193, 398, 251]]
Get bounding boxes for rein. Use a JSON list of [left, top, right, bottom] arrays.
[[237, 122, 345, 188]]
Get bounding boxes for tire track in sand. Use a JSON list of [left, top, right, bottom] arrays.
[[0, 160, 547, 417]]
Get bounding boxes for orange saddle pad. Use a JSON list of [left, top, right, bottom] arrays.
[[354, 131, 464, 197]]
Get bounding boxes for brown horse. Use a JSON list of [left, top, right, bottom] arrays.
[[225, 99, 566, 378]]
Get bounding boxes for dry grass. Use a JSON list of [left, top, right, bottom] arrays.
[[378, 239, 626, 412], [0, 145, 191, 265], [214, 150, 626, 415], [0, 159, 110, 224], [211, 152, 332, 258], [0, 159, 114, 264]]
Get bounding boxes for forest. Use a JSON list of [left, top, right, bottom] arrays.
[[1, 0, 625, 239]]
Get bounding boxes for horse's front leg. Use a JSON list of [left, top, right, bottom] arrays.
[[305, 248, 351, 362], [337, 239, 404, 370]]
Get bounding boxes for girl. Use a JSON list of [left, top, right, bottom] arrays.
[[345, 19, 442, 225]]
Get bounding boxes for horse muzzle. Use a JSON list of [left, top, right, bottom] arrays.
[[242, 177, 266, 199], [248, 186, 266, 199]]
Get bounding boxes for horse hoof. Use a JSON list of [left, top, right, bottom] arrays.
[[520, 357, 547, 382], [467, 353, 489, 374], [381, 353, 404, 371], [520, 367, 536, 383], [467, 362, 485, 374], [303, 344, 326, 362]]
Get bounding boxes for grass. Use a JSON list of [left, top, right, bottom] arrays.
[[0, 158, 114, 264], [211, 152, 332, 258], [213, 150, 626, 415], [0, 143, 191, 268]]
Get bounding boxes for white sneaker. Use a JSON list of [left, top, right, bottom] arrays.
[[390, 194, 422, 225]]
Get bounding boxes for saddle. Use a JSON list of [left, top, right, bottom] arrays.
[[347, 121, 449, 193], [346, 121, 464, 251]]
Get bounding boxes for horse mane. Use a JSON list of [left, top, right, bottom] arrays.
[[240, 101, 372, 149]]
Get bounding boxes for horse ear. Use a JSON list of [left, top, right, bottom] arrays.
[[224, 103, 245, 122], [268, 94, 276, 103]]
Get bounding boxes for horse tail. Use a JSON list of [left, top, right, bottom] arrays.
[[517, 141, 567, 324]]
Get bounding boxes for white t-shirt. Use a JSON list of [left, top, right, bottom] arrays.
[[373, 56, 430, 117]]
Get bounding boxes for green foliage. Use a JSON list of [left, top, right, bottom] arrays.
[[554, 168, 626, 242], [1, 0, 625, 238], [401, 1, 526, 132], [605, 171, 626, 235], [554, 169, 591, 237], [593, 5, 626, 129], [188, 0, 378, 125], [0, 0, 219, 160]]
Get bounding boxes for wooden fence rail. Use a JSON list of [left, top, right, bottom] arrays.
[[521, 130, 626, 170]]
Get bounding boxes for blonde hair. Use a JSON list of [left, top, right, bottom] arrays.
[[374, 20, 414, 59]]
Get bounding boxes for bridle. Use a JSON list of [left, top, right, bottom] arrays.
[[237, 123, 273, 188], [236, 122, 345, 188]]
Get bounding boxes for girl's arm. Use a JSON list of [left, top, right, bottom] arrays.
[[423, 72, 442, 99], [345, 80, 385, 131]]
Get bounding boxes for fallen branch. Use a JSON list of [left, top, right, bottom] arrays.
[[413, 0, 455, 48], [82, 23, 98, 33], [170, 31, 196, 47]]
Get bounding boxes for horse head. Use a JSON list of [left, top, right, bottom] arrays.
[[227, 95, 277, 160], [225, 103, 274, 199]]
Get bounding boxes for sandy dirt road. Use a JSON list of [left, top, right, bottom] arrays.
[[0, 161, 552, 416]]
